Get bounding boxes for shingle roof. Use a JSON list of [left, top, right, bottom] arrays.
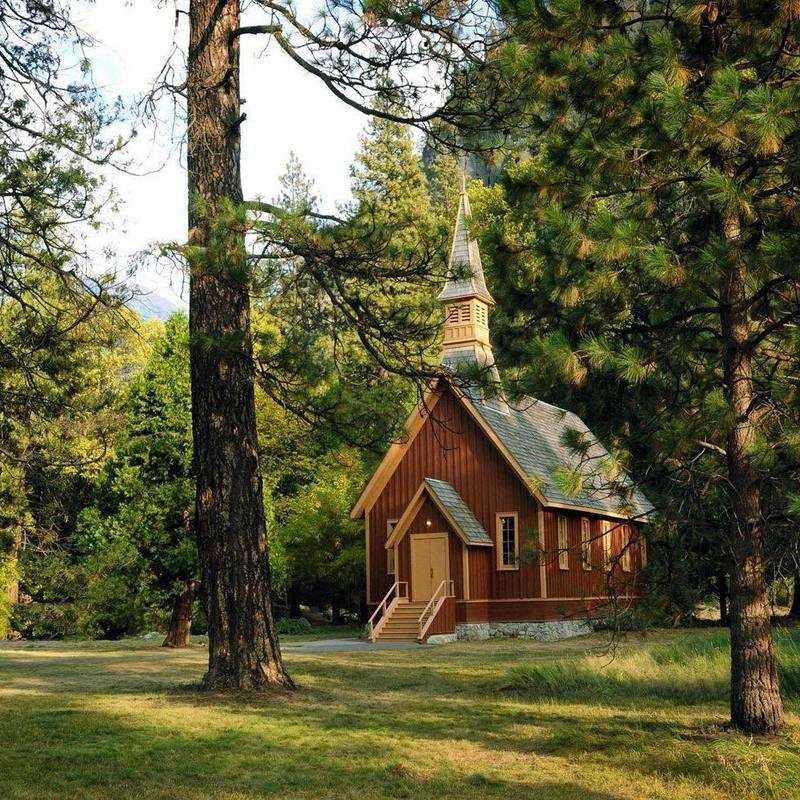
[[438, 188, 494, 306], [423, 477, 493, 545], [462, 388, 654, 519]]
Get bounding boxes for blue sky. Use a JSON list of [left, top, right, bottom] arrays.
[[74, 1, 366, 307]]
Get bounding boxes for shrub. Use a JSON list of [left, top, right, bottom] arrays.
[[77, 570, 146, 639], [277, 617, 313, 635], [11, 601, 79, 639]]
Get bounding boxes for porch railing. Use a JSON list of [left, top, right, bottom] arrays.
[[417, 579, 454, 641], [366, 581, 408, 641]]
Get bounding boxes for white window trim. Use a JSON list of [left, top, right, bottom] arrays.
[[557, 514, 569, 571], [496, 512, 520, 571], [386, 519, 398, 575], [581, 517, 591, 571], [602, 520, 612, 566]]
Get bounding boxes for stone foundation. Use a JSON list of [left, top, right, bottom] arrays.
[[455, 619, 592, 642], [425, 633, 458, 645]]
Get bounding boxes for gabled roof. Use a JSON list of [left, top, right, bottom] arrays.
[[422, 478, 493, 545], [385, 477, 494, 549], [460, 388, 654, 519], [351, 380, 653, 522], [438, 185, 494, 306]]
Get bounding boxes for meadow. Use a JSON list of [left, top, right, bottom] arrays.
[[1, 627, 798, 800]]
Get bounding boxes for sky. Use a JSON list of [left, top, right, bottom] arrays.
[[73, 1, 367, 308]]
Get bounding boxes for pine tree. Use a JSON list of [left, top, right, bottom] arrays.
[[79, 314, 197, 647], [351, 111, 432, 241], [471, 0, 800, 733]]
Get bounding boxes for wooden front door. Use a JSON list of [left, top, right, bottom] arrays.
[[411, 533, 449, 601]]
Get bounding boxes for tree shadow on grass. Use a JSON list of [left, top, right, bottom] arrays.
[[2, 641, 799, 800], [0, 693, 648, 800]]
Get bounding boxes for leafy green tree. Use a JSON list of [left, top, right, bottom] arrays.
[[0, 0, 129, 632], [273, 450, 367, 623], [352, 108, 433, 242], [467, 0, 800, 733], [77, 314, 197, 645], [3, 269, 147, 639], [253, 149, 429, 620]]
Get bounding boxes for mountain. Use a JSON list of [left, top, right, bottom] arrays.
[[128, 291, 185, 321]]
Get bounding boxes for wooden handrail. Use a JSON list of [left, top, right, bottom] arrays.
[[417, 579, 454, 640], [366, 581, 408, 641]]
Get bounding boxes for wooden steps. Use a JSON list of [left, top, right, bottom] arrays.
[[373, 601, 426, 642]]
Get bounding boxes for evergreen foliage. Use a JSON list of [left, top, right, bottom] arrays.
[[468, 0, 800, 732]]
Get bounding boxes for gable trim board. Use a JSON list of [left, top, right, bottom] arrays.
[[352, 380, 650, 523], [386, 478, 494, 550]]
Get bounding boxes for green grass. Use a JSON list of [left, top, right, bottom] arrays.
[[503, 627, 800, 705], [1, 628, 798, 800]]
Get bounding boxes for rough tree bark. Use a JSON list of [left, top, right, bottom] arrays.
[[162, 579, 200, 648], [719, 212, 783, 733], [187, 0, 292, 690]]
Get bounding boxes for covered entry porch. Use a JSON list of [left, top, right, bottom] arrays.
[[366, 478, 492, 641]]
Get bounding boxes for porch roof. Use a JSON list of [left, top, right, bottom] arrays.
[[385, 477, 493, 549], [422, 478, 492, 545]]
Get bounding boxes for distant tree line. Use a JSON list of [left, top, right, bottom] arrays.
[[4, 122, 456, 645]]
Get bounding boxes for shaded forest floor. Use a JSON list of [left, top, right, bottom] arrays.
[[1, 628, 799, 800]]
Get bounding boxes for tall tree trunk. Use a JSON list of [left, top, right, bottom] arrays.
[[790, 571, 800, 620], [719, 213, 783, 733], [187, 0, 292, 690], [717, 572, 729, 627], [163, 579, 199, 648]]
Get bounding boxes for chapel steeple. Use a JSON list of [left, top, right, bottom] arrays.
[[439, 174, 496, 370]]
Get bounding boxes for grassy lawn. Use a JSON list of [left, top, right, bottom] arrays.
[[1, 628, 799, 800]]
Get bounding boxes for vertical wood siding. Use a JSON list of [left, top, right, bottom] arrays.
[[423, 596, 456, 638], [542, 510, 644, 600]]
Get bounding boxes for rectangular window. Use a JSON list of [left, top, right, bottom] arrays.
[[602, 520, 612, 566], [460, 304, 471, 322], [447, 305, 459, 323], [581, 517, 591, 570], [496, 513, 519, 570], [557, 515, 569, 570], [621, 525, 631, 572], [386, 519, 397, 574]]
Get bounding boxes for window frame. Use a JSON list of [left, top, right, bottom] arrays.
[[495, 512, 520, 571], [601, 519, 613, 567], [386, 519, 398, 575], [621, 525, 632, 572], [581, 517, 592, 571], [557, 514, 569, 570]]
